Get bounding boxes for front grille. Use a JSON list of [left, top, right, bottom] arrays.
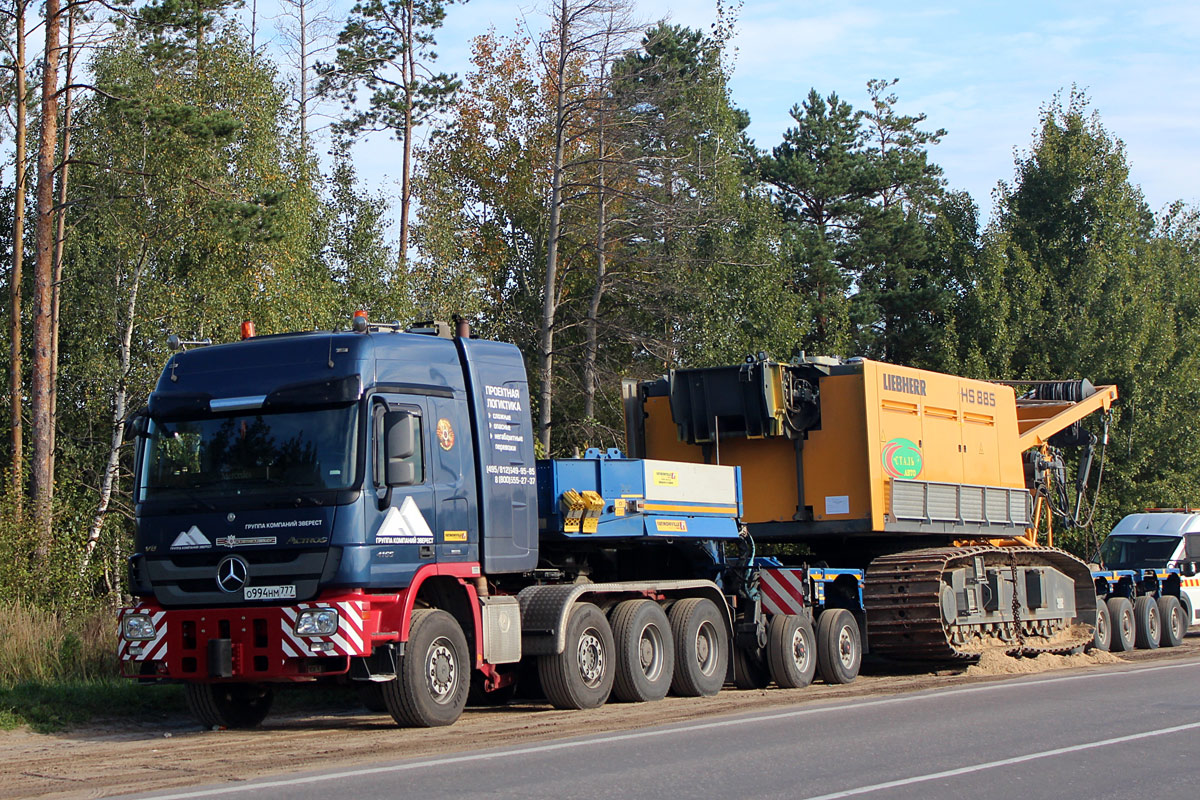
[[145, 548, 341, 607]]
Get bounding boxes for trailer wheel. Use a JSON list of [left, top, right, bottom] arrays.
[[383, 609, 470, 727], [816, 609, 861, 685], [668, 598, 728, 697], [732, 646, 771, 690], [1091, 598, 1111, 652], [538, 602, 615, 710], [1107, 596, 1135, 652], [1157, 595, 1186, 647], [1133, 596, 1161, 650], [767, 614, 816, 689], [610, 600, 675, 703], [185, 682, 274, 729]]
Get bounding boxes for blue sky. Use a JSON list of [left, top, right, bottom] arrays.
[[258, 0, 1200, 222]]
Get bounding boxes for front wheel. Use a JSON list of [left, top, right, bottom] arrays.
[[382, 609, 470, 727], [816, 609, 861, 685], [185, 682, 274, 729], [357, 681, 388, 713], [1157, 595, 1186, 647], [538, 602, 615, 709], [767, 614, 816, 689], [668, 598, 728, 697]]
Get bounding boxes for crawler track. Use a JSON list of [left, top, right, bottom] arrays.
[[864, 546, 1097, 660]]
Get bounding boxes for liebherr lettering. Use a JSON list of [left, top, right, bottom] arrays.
[[883, 373, 927, 396]]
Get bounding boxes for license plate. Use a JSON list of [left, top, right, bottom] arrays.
[[244, 585, 296, 600]]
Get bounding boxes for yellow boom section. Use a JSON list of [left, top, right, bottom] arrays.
[[1014, 385, 1118, 451]]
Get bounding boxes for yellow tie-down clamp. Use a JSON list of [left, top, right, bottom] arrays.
[[580, 490, 605, 533], [560, 489, 586, 533]]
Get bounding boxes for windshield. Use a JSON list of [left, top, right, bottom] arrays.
[[139, 405, 359, 503], [1098, 535, 1181, 570]]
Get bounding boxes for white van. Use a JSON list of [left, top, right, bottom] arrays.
[[1098, 511, 1200, 626]]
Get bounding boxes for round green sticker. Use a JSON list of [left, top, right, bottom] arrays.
[[882, 438, 922, 479]]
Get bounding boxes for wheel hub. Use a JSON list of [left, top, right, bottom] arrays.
[[837, 625, 855, 668], [791, 628, 809, 669], [638, 624, 664, 680], [426, 637, 457, 703], [578, 629, 605, 687], [695, 620, 718, 676]]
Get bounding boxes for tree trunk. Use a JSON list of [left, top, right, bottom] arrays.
[[81, 243, 150, 573], [398, 0, 415, 267], [539, 0, 570, 454], [8, 0, 28, 516], [49, 4, 76, 481], [583, 113, 607, 420], [298, 0, 308, 152], [30, 0, 62, 551]]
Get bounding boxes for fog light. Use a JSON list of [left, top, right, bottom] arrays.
[[123, 613, 157, 641], [295, 608, 339, 636]]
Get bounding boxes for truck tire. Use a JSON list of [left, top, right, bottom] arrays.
[[1107, 596, 1135, 652], [1091, 597, 1111, 652], [668, 598, 728, 697], [732, 646, 771, 690], [357, 681, 388, 712], [767, 614, 816, 689], [383, 609, 470, 727], [816, 609, 861, 685], [538, 602, 615, 710], [1133, 596, 1161, 650], [1157, 595, 1186, 647], [185, 682, 273, 729], [610, 600, 675, 703]]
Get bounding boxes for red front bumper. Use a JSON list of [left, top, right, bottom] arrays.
[[118, 593, 384, 681]]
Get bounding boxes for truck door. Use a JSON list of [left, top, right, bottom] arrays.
[[367, 393, 439, 580], [428, 394, 477, 564]]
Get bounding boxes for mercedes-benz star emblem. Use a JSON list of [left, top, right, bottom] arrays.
[[216, 556, 249, 593]]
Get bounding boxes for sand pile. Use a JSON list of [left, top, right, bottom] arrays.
[[965, 646, 1123, 676]]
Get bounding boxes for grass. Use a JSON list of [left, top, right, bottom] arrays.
[[0, 599, 185, 732], [0, 600, 384, 733], [0, 681, 185, 733]]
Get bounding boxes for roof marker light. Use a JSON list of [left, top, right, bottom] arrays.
[[241, 320, 256, 340]]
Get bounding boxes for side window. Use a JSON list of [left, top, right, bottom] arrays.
[[1185, 534, 1200, 560], [372, 401, 424, 487]]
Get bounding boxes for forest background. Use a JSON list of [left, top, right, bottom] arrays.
[[2, 0, 1199, 617]]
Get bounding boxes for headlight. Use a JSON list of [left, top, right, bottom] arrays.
[[295, 608, 339, 636], [122, 613, 157, 641]]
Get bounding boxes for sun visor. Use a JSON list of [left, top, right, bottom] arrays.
[[149, 374, 362, 420], [147, 392, 212, 420], [262, 373, 363, 411]]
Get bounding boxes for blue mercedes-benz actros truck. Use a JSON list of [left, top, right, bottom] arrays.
[[119, 318, 852, 728]]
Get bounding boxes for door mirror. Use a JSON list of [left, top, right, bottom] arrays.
[[123, 411, 149, 442], [1183, 561, 1198, 578], [384, 411, 417, 486]]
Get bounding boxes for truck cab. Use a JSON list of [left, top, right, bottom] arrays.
[[1095, 511, 1200, 628]]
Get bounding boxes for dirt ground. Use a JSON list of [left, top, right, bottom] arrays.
[[4, 636, 1198, 800]]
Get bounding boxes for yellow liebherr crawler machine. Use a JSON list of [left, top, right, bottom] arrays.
[[624, 355, 1117, 659]]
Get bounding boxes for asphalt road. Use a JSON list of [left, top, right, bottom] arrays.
[[122, 656, 1200, 800]]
